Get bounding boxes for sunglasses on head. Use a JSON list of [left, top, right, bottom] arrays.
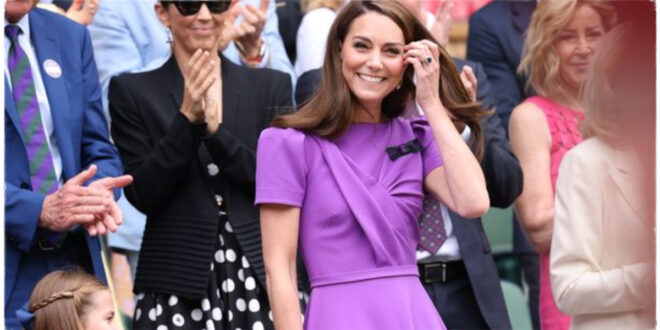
[[164, 0, 232, 16]]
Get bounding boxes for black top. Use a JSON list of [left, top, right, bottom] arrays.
[[109, 55, 292, 298]]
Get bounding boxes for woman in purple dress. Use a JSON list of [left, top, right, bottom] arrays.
[[255, 1, 489, 329]]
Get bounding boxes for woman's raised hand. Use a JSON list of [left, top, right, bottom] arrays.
[[404, 40, 441, 108], [459, 65, 478, 102], [181, 49, 217, 124]]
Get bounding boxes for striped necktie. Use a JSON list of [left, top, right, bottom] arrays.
[[6, 25, 58, 195], [418, 195, 448, 254]]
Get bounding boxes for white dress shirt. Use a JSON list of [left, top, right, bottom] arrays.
[[293, 7, 337, 77], [5, 14, 63, 187], [414, 103, 471, 262]]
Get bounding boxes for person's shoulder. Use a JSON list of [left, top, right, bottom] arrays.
[[404, 116, 433, 137], [558, 138, 613, 184], [224, 59, 291, 87], [110, 63, 164, 86], [564, 137, 611, 169], [109, 59, 172, 94], [31, 7, 86, 35], [470, 1, 509, 24], [470, 0, 512, 21], [259, 126, 308, 149], [510, 99, 546, 127]]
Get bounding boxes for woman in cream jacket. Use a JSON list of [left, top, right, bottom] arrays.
[[550, 22, 655, 330]]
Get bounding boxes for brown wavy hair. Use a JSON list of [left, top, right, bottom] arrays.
[[272, 0, 486, 158], [29, 269, 109, 330]]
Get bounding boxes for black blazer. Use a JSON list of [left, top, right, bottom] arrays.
[[109, 55, 292, 298], [295, 60, 523, 329]]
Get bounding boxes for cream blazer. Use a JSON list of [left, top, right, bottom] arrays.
[[551, 138, 655, 330]]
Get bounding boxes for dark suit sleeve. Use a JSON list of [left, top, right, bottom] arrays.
[[294, 69, 321, 106], [203, 71, 293, 188], [5, 183, 43, 253], [109, 77, 207, 215], [467, 12, 524, 130], [78, 27, 124, 198], [481, 112, 523, 207], [469, 62, 524, 208], [472, 63, 523, 207]]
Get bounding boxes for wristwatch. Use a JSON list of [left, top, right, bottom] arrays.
[[237, 39, 266, 68]]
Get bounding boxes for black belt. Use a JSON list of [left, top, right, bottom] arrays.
[[418, 260, 467, 284]]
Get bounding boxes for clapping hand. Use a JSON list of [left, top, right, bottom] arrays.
[[224, 0, 269, 58], [87, 172, 133, 235], [39, 165, 133, 236], [181, 49, 217, 123], [181, 49, 222, 135]]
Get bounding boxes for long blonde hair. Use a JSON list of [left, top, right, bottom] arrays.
[[29, 269, 108, 330], [518, 0, 617, 100]]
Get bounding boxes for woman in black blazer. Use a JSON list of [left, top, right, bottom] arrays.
[[108, 2, 292, 329]]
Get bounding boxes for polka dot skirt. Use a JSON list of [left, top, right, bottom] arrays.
[[133, 209, 273, 330]]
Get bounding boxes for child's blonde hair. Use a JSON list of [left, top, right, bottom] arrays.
[[29, 269, 108, 330]]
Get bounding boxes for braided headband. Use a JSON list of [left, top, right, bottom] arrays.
[[30, 291, 75, 312]]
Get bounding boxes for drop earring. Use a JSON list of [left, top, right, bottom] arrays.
[[166, 29, 173, 45]]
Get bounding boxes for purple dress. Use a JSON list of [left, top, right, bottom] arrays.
[[255, 118, 447, 330]]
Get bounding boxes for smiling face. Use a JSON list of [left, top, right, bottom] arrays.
[[80, 290, 118, 330], [555, 4, 606, 92], [341, 12, 406, 117], [155, 2, 228, 56]]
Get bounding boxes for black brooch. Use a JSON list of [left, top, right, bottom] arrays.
[[386, 138, 423, 161]]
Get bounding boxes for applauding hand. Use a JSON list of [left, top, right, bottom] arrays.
[[39, 165, 133, 236], [227, 0, 269, 59]]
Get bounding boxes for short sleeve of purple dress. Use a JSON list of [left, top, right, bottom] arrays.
[[256, 118, 446, 330]]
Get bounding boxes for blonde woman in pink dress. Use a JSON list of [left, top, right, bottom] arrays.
[[508, 1, 617, 329]]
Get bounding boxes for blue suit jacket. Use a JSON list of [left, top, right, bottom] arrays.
[[4, 8, 122, 316], [466, 0, 536, 131]]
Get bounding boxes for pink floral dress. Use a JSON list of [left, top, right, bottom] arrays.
[[527, 96, 584, 330]]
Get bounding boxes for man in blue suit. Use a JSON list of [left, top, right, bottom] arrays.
[[4, 1, 131, 328]]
